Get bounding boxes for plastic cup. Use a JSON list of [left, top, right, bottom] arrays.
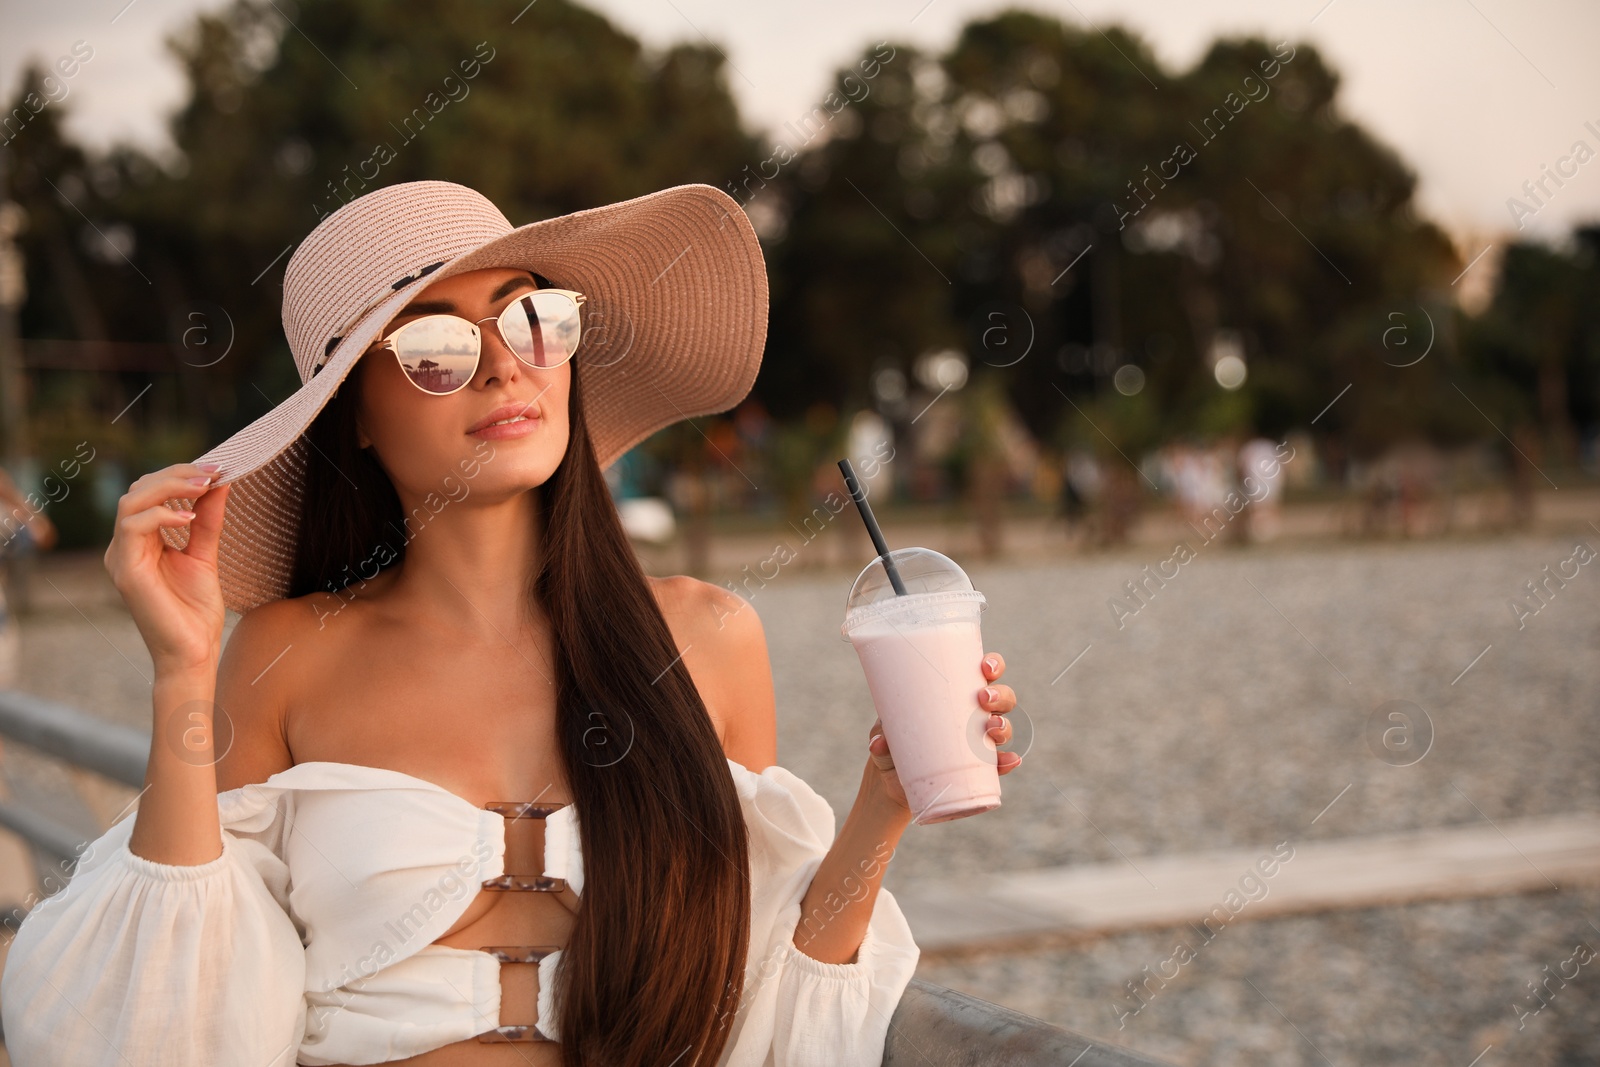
[[841, 547, 1001, 825]]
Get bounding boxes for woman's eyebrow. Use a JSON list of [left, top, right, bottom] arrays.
[[395, 299, 457, 316], [490, 274, 540, 301], [396, 275, 539, 318]]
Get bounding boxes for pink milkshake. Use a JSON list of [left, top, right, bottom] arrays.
[[842, 547, 1001, 825]]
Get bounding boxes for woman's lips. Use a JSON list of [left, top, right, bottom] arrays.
[[467, 413, 540, 439]]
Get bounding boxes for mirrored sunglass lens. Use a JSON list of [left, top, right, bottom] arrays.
[[393, 317, 479, 393], [501, 293, 580, 369]]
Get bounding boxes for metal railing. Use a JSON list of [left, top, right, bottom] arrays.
[[886, 981, 1173, 1066], [0, 689, 149, 858], [0, 689, 1176, 1066]]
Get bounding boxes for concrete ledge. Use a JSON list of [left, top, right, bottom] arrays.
[[897, 813, 1600, 957]]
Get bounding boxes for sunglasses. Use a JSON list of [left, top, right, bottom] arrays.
[[372, 288, 586, 395]]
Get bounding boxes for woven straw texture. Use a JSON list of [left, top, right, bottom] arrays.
[[161, 180, 767, 615]]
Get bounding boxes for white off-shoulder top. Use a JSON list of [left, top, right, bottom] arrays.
[[0, 757, 919, 1066]]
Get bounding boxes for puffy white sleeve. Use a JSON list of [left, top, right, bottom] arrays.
[[720, 761, 920, 1067], [0, 805, 308, 1067]]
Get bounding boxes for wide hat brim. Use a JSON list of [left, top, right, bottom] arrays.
[[163, 182, 767, 615]]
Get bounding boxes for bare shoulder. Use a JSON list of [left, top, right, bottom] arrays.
[[212, 598, 308, 790], [647, 575, 760, 663], [649, 575, 777, 771], [215, 572, 407, 792], [649, 574, 744, 628]]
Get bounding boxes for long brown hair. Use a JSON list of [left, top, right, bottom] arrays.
[[289, 279, 752, 1066]]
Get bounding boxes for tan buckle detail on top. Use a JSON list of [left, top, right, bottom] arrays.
[[480, 800, 571, 893], [486, 801, 568, 819], [476, 945, 561, 1043]]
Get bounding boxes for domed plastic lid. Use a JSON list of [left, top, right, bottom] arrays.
[[841, 547, 984, 637]]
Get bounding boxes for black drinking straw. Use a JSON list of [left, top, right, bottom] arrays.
[[838, 458, 907, 596]]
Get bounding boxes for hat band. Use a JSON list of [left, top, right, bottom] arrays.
[[312, 259, 449, 375]]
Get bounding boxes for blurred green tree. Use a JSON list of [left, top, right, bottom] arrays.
[[759, 11, 1466, 492], [4, 0, 760, 456], [8, 0, 1594, 539], [756, 41, 964, 423], [1462, 230, 1600, 469]]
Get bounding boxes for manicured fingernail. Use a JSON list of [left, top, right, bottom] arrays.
[[983, 687, 998, 704], [197, 462, 221, 471], [188, 476, 212, 487], [983, 655, 999, 671], [175, 510, 196, 520]]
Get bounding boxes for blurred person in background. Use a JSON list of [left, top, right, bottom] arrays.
[[0, 466, 58, 689], [1238, 436, 1286, 543], [1169, 440, 1230, 536], [1056, 448, 1098, 547]]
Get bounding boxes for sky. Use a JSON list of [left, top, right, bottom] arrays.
[[3, 0, 1599, 253]]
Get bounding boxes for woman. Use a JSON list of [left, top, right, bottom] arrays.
[[0, 181, 1021, 1066]]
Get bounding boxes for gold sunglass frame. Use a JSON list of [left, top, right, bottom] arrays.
[[373, 288, 587, 396]]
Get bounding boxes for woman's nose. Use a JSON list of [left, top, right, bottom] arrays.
[[472, 316, 523, 387]]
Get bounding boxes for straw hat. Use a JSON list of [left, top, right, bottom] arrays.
[[161, 180, 768, 615]]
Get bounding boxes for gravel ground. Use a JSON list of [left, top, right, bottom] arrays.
[[758, 532, 1600, 876], [751, 531, 1600, 1066], [908, 889, 1600, 1066], [4, 530, 1598, 1065]]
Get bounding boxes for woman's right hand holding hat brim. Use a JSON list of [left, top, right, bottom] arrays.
[[104, 462, 231, 675]]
